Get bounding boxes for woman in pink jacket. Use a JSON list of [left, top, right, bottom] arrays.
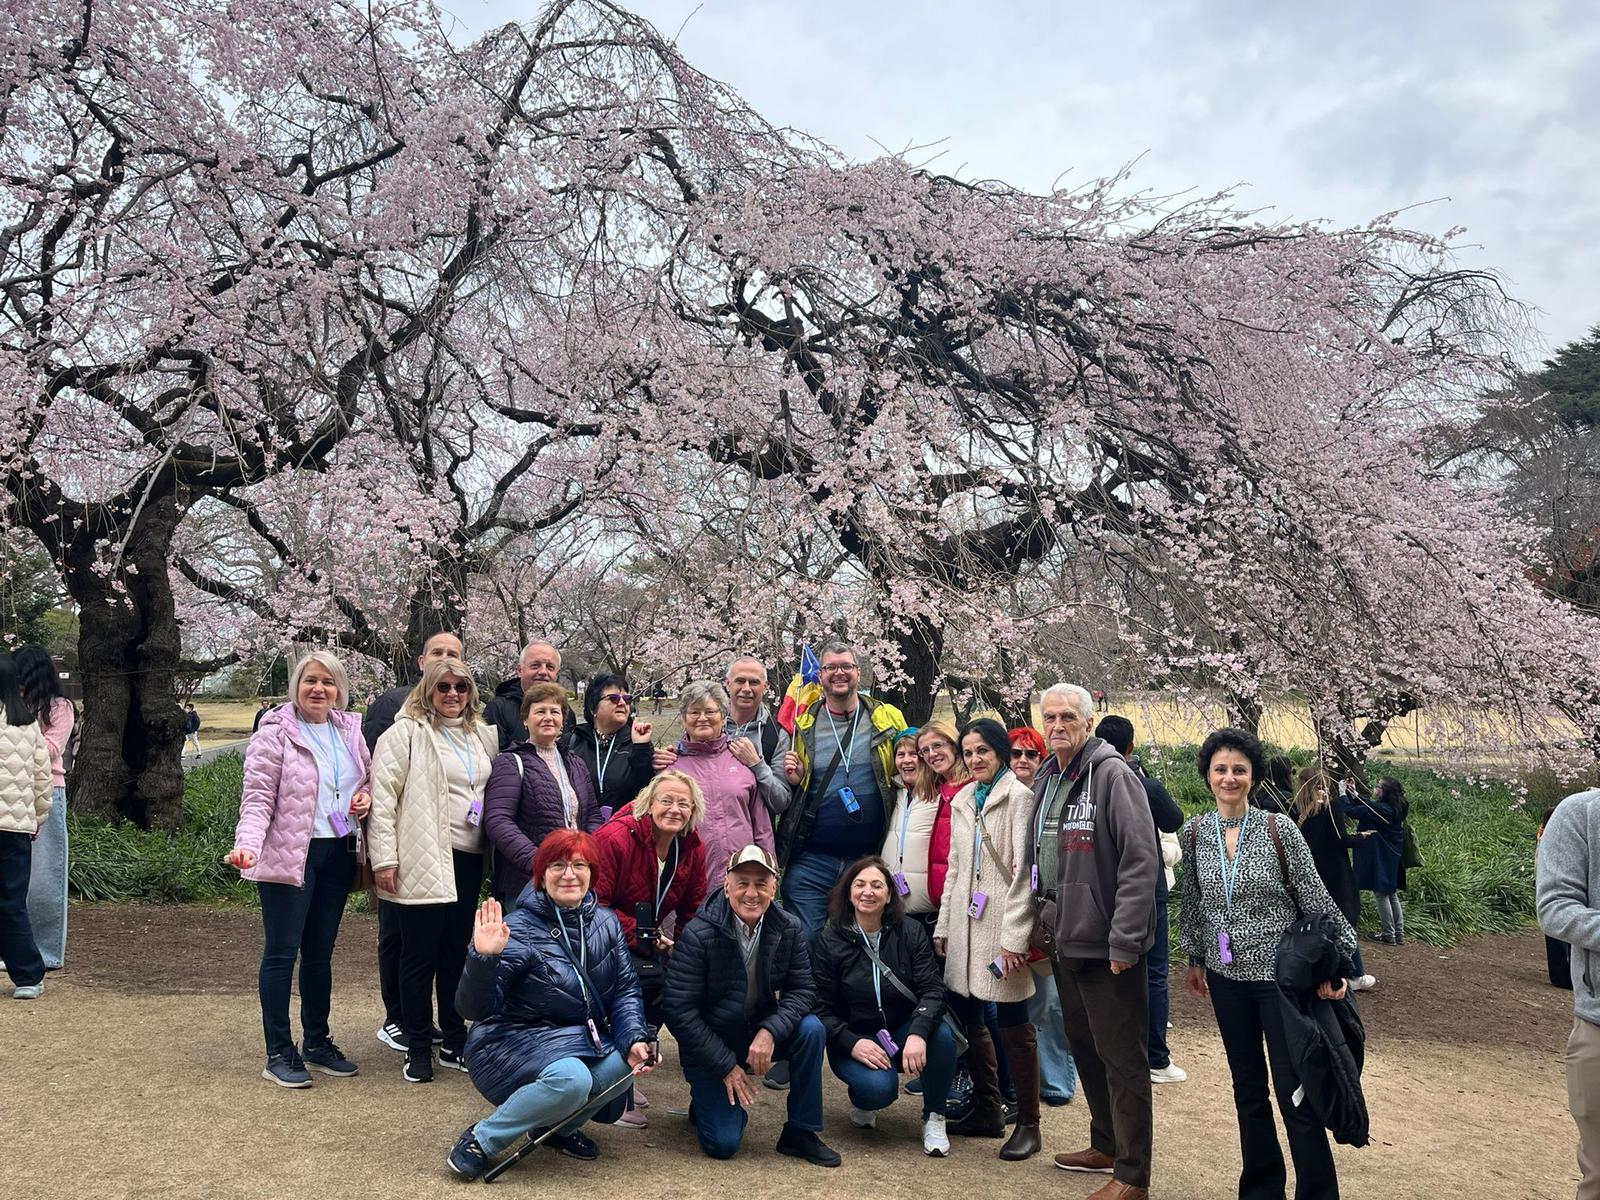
[[226, 651, 372, 1089], [669, 680, 772, 892]]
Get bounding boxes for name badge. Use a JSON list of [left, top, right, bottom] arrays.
[[874, 1028, 899, 1057], [599, 806, 613, 821], [586, 1018, 604, 1053], [1218, 931, 1233, 965], [329, 811, 352, 838], [1030, 863, 1039, 892], [839, 786, 860, 815], [892, 871, 910, 897], [968, 891, 988, 920], [466, 798, 483, 827]]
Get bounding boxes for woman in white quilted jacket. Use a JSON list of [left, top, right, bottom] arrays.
[[368, 656, 496, 1085], [0, 652, 52, 1000]]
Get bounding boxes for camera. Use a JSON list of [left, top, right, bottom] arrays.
[[634, 901, 659, 960]]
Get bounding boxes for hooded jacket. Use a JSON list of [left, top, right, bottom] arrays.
[[662, 886, 816, 1078], [456, 886, 649, 1106], [483, 741, 602, 902], [1274, 911, 1369, 1147], [592, 809, 708, 950], [811, 913, 946, 1056], [1539, 790, 1600, 1025], [1025, 738, 1159, 963], [235, 706, 371, 886], [483, 677, 576, 753], [670, 735, 772, 890], [570, 722, 656, 813]]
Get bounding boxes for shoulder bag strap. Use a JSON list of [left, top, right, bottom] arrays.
[[979, 818, 1015, 887], [1266, 813, 1301, 910]]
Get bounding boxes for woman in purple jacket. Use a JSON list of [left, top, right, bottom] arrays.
[[484, 682, 603, 904], [226, 651, 372, 1089], [669, 680, 772, 892]]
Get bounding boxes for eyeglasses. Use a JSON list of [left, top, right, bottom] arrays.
[[1010, 749, 1041, 761], [820, 664, 858, 676], [602, 693, 633, 705], [918, 744, 951, 761], [653, 798, 693, 812], [434, 681, 471, 695], [546, 860, 592, 877]]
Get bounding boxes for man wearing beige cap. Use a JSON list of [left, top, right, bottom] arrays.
[[663, 845, 840, 1167]]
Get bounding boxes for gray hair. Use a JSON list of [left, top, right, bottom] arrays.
[[1040, 683, 1093, 720], [815, 639, 858, 665], [679, 679, 730, 718], [289, 650, 351, 710], [521, 640, 562, 668], [723, 656, 768, 681]]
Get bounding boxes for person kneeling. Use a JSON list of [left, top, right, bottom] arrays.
[[812, 855, 959, 1156], [662, 845, 841, 1166], [446, 831, 653, 1181]]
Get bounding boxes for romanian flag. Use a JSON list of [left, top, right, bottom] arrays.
[[775, 644, 822, 734]]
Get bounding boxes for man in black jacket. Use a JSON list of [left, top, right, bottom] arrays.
[[662, 845, 841, 1167], [483, 640, 573, 751], [361, 630, 464, 1052]]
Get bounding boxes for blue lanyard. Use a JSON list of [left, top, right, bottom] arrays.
[[825, 705, 859, 779], [1212, 809, 1251, 912], [896, 796, 913, 860], [440, 727, 478, 789], [299, 719, 346, 801], [857, 928, 883, 1013], [595, 734, 621, 797]]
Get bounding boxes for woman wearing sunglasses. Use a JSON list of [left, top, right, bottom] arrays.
[[571, 674, 657, 814], [369, 656, 498, 1084]]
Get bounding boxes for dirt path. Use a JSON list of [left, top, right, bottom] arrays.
[[0, 906, 1574, 1198]]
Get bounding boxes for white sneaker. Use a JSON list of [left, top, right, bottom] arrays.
[[849, 1105, 877, 1128], [1350, 974, 1377, 992], [922, 1113, 949, 1156], [13, 982, 43, 1000], [1150, 1062, 1188, 1084]]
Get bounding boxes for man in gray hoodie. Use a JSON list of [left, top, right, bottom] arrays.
[[1026, 684, 1159, 1200], [1537, 789, 1600, 1200]]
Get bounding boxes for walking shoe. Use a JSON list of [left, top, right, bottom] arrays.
[[403, 1051, 433, 1083], [549, 1130, 599, 1160], [776, 1123, 842, 1167], [763, 1060, 791, 1091], [302, 1040, 358, 1077], [1085, 1183, 1148, 1200], [438, 1047, 469, 1073], [377, 1022, 406, 1051], [848, 1105, 877, 1129], [262, 1051, 313, 1089], [1002, 1098, 1020, 1125], [904, 1076, 925, 1096], [632, 1086, 650, 1110], [922, 1113, 949, 1157], [1350, 974, 1377, 992], [947, 1102, 1004, 1138], [1054, 1147, 1115, 1173], [1043, 1093, 1075, 1107], [614, 1105, 648, 1129], [1149, 1063, 1188, 1084], [13, 982, 43, 1000], [1364, 930, 1396, 945], [447, 1127, 489, 1180]]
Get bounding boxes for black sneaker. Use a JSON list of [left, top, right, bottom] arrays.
[[262, 1051, 313, 1089], [302, 1040, 358, 1077], [447, 1126, 489, 1180], [776, 1123, 842, 1168], [549, 1129, 598, 1160], [438, 1047, 469, 1073], [403, 1050, 434, 1083], [763, 1060, 791, 1091], [376, 1022, 406, 1052]]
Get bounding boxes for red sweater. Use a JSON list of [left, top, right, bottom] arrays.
[[593, 810, 708, 949], [926, 780, 963, 910]]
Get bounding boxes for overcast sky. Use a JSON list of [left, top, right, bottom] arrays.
[[461, 0, 1599, 364]]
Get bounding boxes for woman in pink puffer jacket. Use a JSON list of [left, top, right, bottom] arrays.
[[226, 651, 372, 1089]]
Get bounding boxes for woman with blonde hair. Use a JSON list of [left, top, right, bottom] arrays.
[[1292, 765, 1371, 989], [913, 720, 968, 926], [226, 650, 371, 1086], [369, 656, 497, 1084]]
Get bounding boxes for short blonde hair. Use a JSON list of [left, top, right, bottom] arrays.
[[403, 657, 481, 729], [631, 769, 706, 834], [288, 650, 350, 710], [914, 718, 968, 802]]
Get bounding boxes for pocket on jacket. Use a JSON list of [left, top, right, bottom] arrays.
[[1054, 881, 1111, 943]]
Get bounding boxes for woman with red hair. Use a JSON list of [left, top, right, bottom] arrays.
[[446, 829, 652, 1179]]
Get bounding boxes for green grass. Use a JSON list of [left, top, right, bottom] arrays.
[[1148, 748, 1542, 947]]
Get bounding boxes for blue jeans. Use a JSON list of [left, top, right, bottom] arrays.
[[26, 787, 67, 969], [474, 1052, 632, 1154], [1148, 901, 1172, 1068], [1026, 969, 1078, 1102], [0, 831, 44, 987], [779, 851, 846, 945], [826, 1014, 958, 1117], [685, 1013, 826, 1158], [256, 837, 354, 1057]]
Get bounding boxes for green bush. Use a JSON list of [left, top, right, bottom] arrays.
[[1147, 748, 1542, 948]]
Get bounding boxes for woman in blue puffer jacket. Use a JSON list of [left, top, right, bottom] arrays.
[[446, 829, 653, 1180]]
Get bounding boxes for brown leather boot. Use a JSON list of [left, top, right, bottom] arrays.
[[947, 1027, 1005, 1137], [997, 1022, 1041, 1160]]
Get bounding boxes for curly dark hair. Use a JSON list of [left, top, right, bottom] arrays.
[[827, 855, 906, 929], [1196, 727, 1265, 786]]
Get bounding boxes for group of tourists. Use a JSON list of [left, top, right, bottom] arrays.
[[199, 632, 1404, 1200]]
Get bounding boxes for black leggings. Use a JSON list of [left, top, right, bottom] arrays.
[[389, 849, 483, 1055]]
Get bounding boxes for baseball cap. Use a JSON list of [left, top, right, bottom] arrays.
[[725, 845, 778, 875]]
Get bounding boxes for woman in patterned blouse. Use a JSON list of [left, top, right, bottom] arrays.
[[1179, 728, 1356, 1200]]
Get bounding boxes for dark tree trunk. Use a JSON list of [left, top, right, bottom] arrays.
[[63, 487, 187, 829], [875, 615, 943, 726], [1227, 691, 1264, 738]]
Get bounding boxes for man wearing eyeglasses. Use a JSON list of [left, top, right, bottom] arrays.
[[776, 641, 908, 945], [484, 641, 575, 752], [723, 657, 793, 815]]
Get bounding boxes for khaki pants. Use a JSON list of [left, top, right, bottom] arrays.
[[1568, 1017, 1600, 1200]]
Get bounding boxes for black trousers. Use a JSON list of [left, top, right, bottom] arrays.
[[0, 831, 44, 987], [378, 896, 403, 1025], [1056, 955, 1153, 1188], [389, 849, 482, 1055], [1208, 971, 1339, 1200]]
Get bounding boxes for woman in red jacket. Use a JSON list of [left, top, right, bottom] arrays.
[[593, 769, 708, 1127]]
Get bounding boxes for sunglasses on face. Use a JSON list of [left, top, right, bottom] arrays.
[[1010, 749, 1041, 761], [435, 681, 471, 695], [602, 693, 633, 705]]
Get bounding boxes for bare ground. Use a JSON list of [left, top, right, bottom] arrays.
[[0, 906, 1574, 1199]]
